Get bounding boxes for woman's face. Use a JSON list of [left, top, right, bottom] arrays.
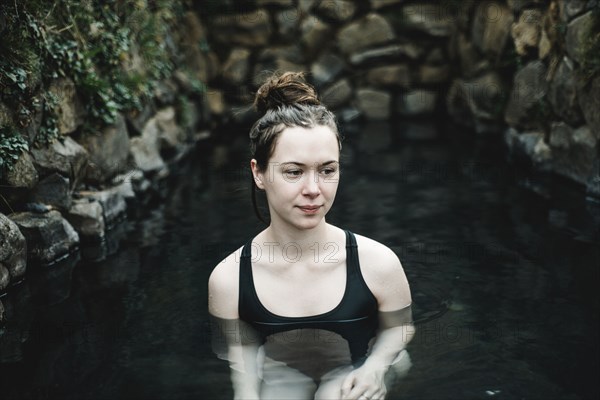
[[251, 125, 340, 231]]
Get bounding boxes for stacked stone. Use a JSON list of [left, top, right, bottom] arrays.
[[447, 0, 599, 196], [0, 11, 217, 300], [201, 0, 453, 125]]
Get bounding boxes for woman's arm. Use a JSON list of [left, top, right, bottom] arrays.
[[208, 253, 262, 400], [210, 316, 262, 399], [341, 239, 414, 400]]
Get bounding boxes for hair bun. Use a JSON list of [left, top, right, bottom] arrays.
[[254, 72, 320, 115]]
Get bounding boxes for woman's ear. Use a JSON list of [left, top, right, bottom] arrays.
[[250, 159, 265, 190]]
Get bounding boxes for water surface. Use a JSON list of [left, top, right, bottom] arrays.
[[0, 121, 598, 400]]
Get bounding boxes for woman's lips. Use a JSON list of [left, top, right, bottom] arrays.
[[298, 205, 321, 214]]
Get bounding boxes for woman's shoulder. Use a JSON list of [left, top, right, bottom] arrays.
[[208, 245, 244, 318], [352, 232, 401, 268], [352, 231, 411, 310], [209, 245, 244, 286]]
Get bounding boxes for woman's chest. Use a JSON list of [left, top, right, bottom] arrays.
[[251, 261, 347, 317]]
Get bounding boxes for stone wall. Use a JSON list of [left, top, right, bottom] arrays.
[[194, 0, 598, 195], [446, 0, 599, 197], [1, 0, 599, 313], [0, 5, 215, 306], [195, 0, 454, 126]]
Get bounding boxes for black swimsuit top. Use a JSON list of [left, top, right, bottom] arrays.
[[238, 230, 379, 363]]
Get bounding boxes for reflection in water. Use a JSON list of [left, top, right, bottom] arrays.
[[210, 307, 413, 399]]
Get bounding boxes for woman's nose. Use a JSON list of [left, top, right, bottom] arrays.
[[302, 171, 321, 196]]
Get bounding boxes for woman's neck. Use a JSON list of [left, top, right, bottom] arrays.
[[261, 220, 336, 255]]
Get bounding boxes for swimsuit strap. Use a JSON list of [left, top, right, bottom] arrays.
[[344, 230, 361, 278], [241, 238, 253, 259]]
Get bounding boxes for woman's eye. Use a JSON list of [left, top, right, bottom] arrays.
[[284, 170, 302, 177], [321, 168, 336, 175]]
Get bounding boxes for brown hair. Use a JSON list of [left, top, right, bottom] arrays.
[[249, 72, 342, 224]]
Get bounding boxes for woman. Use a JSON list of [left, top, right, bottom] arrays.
[[209, 72, 413, 400]]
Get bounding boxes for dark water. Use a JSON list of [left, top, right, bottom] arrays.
[[1, 121, 598, 400]]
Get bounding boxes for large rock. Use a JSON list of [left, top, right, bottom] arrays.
[[4, 152, 38, 189], [349, 44, 424, 65], [0, 213, 26, 262], [321, 79, 353, 109], [79, 114, 130, 183], [549, 122, 598, 185], [257, 45, 305, 65], [548, 56, 584, 126], [366, 64, 410, 87], [66, 198, 105, 240], [504, 128, 552, 168], [317, 0, 356, 22], [560, 0, 598, 22], [299, 0, 318, 13], [355, 89, 391, 120], [77, 184, 128, 228], [337, 13, 395, 55], [447, 72, 506, 123], [211, 9, 272, 47], [3, 245, 26, 281], [417, 64, 450, 84], [511, 9, 543, 55], [0, 213, 26, 281], [111, 169, 150, 199], [47, 78, 85, 135], [400, 3, 455, 37], [370, 0, 403, 9], [182, 11, 206, 44], [565, 11, 596, 65], [397, 90, 437, 116], [507, 0, 546, 13], [31, 136, 88, 184], [311, 53, 347, 88], [452, 32, 488, 78], [206, 89, 226, 116], [300, 17, 333, 57], [578, 73, 600, 140], [155, 107, 185, 153], [29, 173, 72, 210], [257, 0, 293, 6], [222, 48, 251, 86], [9, 210, 79, 265], [0, 263, 9, 291], [275, 9, 300, 40], [253, 46, 306, 86], [130, 118, 166, 173], [538, 27, 553, 59], [505, 61, 548, 129], [471, 1, 514, 59]]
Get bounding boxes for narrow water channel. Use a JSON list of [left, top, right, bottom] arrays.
[[1, 121, 598, 400]]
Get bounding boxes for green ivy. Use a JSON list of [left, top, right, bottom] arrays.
[[1, 0, 188, 144], [36, 93, 60, 147], [0, 127, 29, 172]]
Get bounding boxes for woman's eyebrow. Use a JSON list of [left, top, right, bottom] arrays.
[[280, 160, 339, 167]]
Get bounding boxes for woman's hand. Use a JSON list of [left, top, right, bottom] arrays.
[[340, 364, 387, 400]]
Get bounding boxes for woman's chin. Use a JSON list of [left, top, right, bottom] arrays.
[[286, 216, 325, 230]]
